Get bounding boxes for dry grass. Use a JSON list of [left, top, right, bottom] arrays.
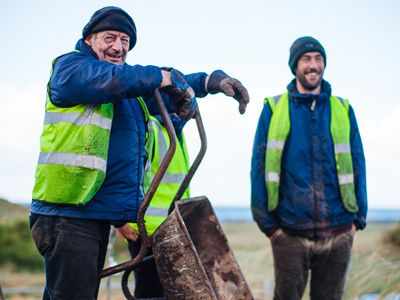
[[1, 223, 399, 300], [221, 222, 400, 300], [222, 222, 273, 299], [0, 267, 44, 288]]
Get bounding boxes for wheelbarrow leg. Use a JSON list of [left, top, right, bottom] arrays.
[[121, 255, 165, 300]]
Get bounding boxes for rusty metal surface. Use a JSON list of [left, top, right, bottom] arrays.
[[152, 197, 254, 300], [151, 205, 217, 300]]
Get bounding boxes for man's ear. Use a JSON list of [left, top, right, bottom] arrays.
[[84, 34, 92, 46]]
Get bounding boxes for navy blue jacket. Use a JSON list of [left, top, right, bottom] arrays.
[[31, 39, 207, 223], [251, 80, 367, 237]]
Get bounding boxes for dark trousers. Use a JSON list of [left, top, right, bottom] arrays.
[[128, 238, 164, 298], [271, 230, 354, 300], [30, 214, 110, 300]]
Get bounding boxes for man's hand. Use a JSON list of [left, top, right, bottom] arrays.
[[117, 223, 139, 242], [206, 70, 250, 114], [351, 224, 357, 235], [160, 69, 198, 120], [269, 228, 283, 241]]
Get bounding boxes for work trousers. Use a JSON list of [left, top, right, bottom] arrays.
[[128, 238, 164, 298], [271, 230, 354, 300], [30, 214, 110, 300]]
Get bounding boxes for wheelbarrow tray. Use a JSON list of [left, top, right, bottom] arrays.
[[151, 196, 254, 300]]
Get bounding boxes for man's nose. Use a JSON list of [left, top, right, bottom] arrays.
[[309, 58, 321, 69], [112, 39, 123, 52]]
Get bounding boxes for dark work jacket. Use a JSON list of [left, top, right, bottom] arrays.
[[251, 80, 367, 237], [31, 39, 207, 224]]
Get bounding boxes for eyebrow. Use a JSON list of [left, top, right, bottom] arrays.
[[104, 32, 118, 38], [103, 34, 129, 43], [303, 53, 322, 58]]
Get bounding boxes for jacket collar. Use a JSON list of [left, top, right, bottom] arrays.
[[287, 79, 332, 104], [75, 38, 99, 59]]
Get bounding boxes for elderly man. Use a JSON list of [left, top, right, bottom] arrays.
[[30, 6, 249, 299]]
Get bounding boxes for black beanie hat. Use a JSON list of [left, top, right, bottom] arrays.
[[82, 6, 137, 51], [288, 36, 326, 75]]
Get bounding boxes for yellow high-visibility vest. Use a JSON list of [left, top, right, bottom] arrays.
[[32, 53, 151, 205], [130, 116, 190, 235], [264, 93, 357, 212]]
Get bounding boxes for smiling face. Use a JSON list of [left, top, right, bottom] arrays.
[[85, 30, 130, 65], [295, 51, 325, 94]]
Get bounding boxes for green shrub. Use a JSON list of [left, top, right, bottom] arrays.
[[384, 222, 400, 247], [0, 218, 44, 271]]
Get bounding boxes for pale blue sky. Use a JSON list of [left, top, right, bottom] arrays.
[[1, 0, 399, 208]]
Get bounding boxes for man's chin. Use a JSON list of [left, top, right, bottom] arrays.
[[106, 56, 124, 65], [304, 76, 322, 90], [305, 75, 321, 85], [304, 83, 320, 91], [307, 80, 320, 89]]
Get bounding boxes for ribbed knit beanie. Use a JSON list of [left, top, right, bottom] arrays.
[[82, 6, 137, 51], [288, 36, 326, 75]]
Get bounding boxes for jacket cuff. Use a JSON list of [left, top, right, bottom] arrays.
[[264, 224, 280, 237], [354, 216, 366, 230], [111, 221, 126, 228]]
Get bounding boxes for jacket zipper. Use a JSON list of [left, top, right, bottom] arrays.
[[310, 98, 319, 236]]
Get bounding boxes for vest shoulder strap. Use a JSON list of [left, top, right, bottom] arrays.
[[264, 93, 288, 113], [330, 95, 350, 114]]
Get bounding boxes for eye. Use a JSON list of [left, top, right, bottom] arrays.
[[104, 36, 114, 43], [121, 38, 130, 46]]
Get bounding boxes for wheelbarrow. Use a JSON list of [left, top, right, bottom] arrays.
[[101, 89, 254, 300]]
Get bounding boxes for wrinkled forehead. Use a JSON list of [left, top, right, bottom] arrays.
[[94, 30, 130, 39]]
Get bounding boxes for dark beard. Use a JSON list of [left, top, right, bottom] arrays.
[[296, 72, 323, 92]]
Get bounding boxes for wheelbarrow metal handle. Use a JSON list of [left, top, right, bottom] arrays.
[[170, 112, 207, 211], [101, 89, 177, 278]]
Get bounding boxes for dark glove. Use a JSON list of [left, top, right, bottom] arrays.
[[207, 70, 249, 114], [160, 69, 198, 121]]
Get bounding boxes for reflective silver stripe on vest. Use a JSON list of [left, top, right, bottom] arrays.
[[272, 95, 281, 106], [267, 140, 285, 150], [145, 207, 169, 217], [338, 174, 354, 185], [161, 173, 185, 184], [334, 143, 351, 154], [44, 106, 112, 130], [336, 96, 345, 106], [265, 172, 280, 183], [147, 173, 186, 185], [152, 119, 186, 184], [38, 152, 107, 172]]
